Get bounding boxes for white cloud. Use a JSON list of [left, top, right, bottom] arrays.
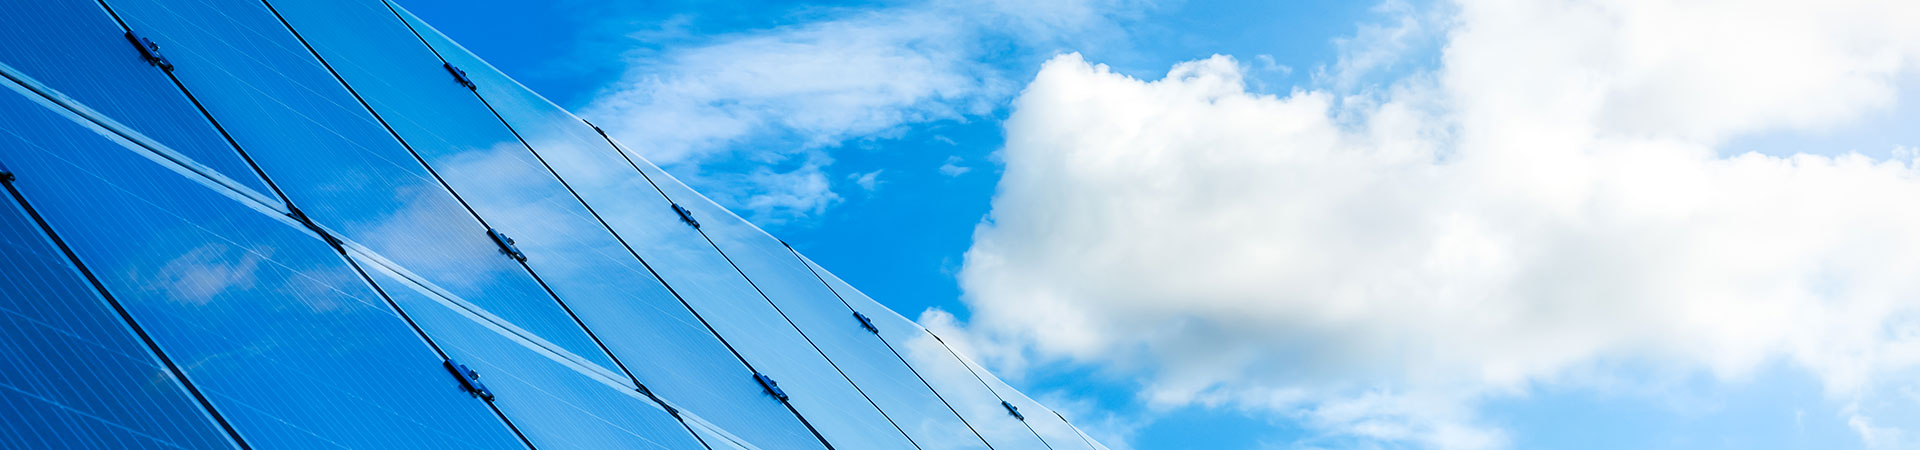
[[939, 155, 973, 177], [953, 0, 1920, 448], [739, 162, 843, 222], [849, 169, 885, 192], [583, 0, 1140, 222], [1314, 0, 1437, 90]]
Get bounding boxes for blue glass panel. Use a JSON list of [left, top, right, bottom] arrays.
[[797, 255, 1056, 450], [1071, 423, 1110, 450], [0, 87, 524, 450], [950, 348, 1096, 450], [97, 0, 617, 369], [687, 424, 753, 450], [427, 59, 915, 445], [360, 264, 707, 450], [647, 176, 990, 449], [605, 152, 919, 449], [0, 0, 271, 194], [372, 7, 824, 449], [0, 186, 236, 450]]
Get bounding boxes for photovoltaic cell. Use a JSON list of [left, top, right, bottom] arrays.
[[796, 253, 1057, 450], [0, 85, 525, 450], [951, 347, 1096, 450], [0, 0, 272, 195], [651, 165, 994, 450], [96, 0, 620, 370], [0, 1, 1110, 448], [609, 149, 922, 449], [0, 173, 236, 450], [376, 5, 826, 449], [359, 264, 708, 450]]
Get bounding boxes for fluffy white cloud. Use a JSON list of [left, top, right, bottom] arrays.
[[954, 0, 1920, 448], [583, 0, 1137, 221]]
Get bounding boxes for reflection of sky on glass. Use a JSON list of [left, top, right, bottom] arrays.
[[105, 0, 620, 370], [0, 89, 525, 449], [798, 252, 1056, 450], [677, 166, 991, 450]]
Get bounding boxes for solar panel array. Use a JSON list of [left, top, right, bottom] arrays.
[[0, 1, 1105, 449]]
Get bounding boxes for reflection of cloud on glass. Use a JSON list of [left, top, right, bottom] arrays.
[[277, 265, 356, 315], [137, 242, 262, 306], [898, 331, 1037, 444], [431, 139, 627, 279], [354, 177, 501, 293]]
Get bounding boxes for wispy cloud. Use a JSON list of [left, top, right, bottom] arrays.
[[849, 169, 885, 192], [583, 0, 1142, 223], [938, 155, 973, 177]]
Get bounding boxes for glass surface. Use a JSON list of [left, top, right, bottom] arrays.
[[99, 0, 618, 369], [654, 176, 991, 449], [0, 88, 525, 450], [0, 186, 237, 450], [412, 57, 915, 447], [687, 424, 753, 450], [379, 6, 826, 449], [1072, 423, 1111, 450], [950, 347, 1096, 450], [607, 151, 920, 449], [0, 0, 271, 194], [361, 265, 708, 450], [797, 254, 1056, 450]]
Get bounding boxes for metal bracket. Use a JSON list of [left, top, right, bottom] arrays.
[[853, 311, 878, 334], [0, 161, 14, 183], [1002, 401, 1024, 420], [444, 360, 494, 401], [286, 206, 342, 248], [637, 384, 679, 418], [443, 63, 475, 90], [754, 372, 788, 402], [671, 203, 699, 228], [124, 32, 174, 72], [487, 228, 527, 262]]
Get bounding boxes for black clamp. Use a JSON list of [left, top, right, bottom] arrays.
[[671, 203, 700, 228], [443, 63, 475, 90], [444, 360, 494, 401], [754, 372, 788, 402], [124, 32, 174, 72], [487, 228, 527, 262], [853, 311, 878, 334]]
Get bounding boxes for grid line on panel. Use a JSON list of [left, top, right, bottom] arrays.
[[332, 246, 543, 450], [927, 331, 1058, 450], [372, 4, 880, 448], [35, 4, 541, 445], [0, 175, 252, 450], [1056, 412, 1100, 450], [782, 245, 1000, 449], [574, 119, 855, 450], [353, 257, 700, 450], [86, 0, 295, 212], [0, 63, 280, 211], [248, 0, 633, 388], [366, 0, 671, 412], [359, 3, 793, 447], [3, 83, 545, 446], [586, 128, 926, 450]]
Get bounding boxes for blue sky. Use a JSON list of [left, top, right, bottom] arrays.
[[396, 1, 1920, 448]]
